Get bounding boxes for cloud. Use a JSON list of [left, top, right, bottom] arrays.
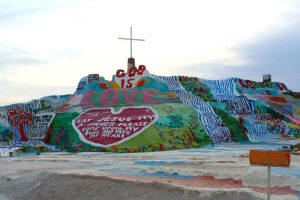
[[180, 18, 300, 92], [0, 0, 82, 23], [0, 79, 74, 106], [230, 19, 300, 91], [0, 43, 44, 67], [0, 42, 81, 69]]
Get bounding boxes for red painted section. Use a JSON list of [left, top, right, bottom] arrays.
[[73, 107, 157, 146], [7, 108, 33, 141], [18, 124, 27, 141], [107, 174, 298, 196]]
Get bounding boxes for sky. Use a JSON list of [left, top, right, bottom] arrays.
[[0, 0, 299, 105]]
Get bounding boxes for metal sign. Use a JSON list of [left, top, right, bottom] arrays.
[[249, 150, 291, 200], [249, 150, 290, 167]]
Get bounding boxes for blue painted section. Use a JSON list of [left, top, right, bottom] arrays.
[[224, 96, 255, 117], [100, 169, 195, 180], [0, 141, 60, 153], [135, 76, 170, 92], [199, 78, 296, 143], [272, 167, 300, 178], [244, 119, 282, 142], [179, 143, 285, 153], [134, 160, 185, 165], [203, 78, 237, 101]]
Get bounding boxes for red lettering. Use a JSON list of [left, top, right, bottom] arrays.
[[116, 69, 126, 78], [128, 66, 137, 77], [121, 79, 125, 88], [116, 64, 146, 78], [126, 79, 134, 88], [120, 78, 135, 88], [137, 65, 146, 75]]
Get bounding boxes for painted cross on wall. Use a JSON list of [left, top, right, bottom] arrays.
[[8, 108, 33, 141]]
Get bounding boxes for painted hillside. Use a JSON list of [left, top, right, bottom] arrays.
[[0, 64, 299, 153]]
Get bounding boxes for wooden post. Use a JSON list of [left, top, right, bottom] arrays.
[[267, 166, 271, 200]]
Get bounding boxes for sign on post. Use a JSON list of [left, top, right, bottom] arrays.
[[249, 150, 291, 200], [249, 150, 290, 167]]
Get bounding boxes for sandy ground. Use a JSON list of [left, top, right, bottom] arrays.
[[1, 173, 262, 200], [0, 144, 299, 200]]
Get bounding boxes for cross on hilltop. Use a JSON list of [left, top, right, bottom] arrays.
[[118, 27, 145, 70]]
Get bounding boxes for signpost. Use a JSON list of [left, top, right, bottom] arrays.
[[249, 150, 291, 200]]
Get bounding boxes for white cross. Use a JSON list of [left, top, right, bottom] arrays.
[[118, 27, 145, 58]]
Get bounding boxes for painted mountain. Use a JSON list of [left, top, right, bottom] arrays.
[[0, 64, 299, 153]]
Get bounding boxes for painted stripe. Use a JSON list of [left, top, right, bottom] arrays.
[[154, 75, 231, 143], [203, 78, 236, 101]]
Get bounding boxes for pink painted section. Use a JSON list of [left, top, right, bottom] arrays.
[[80, 90, 95, 107], [290, 116, 300, 126], [101, 89, 119, 106], [79, 89, 162, 107], [107, 174, 298, 196], [142, 89, 161, 104], [122, 90, 138, 105]]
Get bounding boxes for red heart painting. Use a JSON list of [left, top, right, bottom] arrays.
[[72, 107, 157, 147]]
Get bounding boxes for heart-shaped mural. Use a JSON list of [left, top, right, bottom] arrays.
[[72, 107, 158, 147]]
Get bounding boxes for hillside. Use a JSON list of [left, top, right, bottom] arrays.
[[0, 65, 299, 153]]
